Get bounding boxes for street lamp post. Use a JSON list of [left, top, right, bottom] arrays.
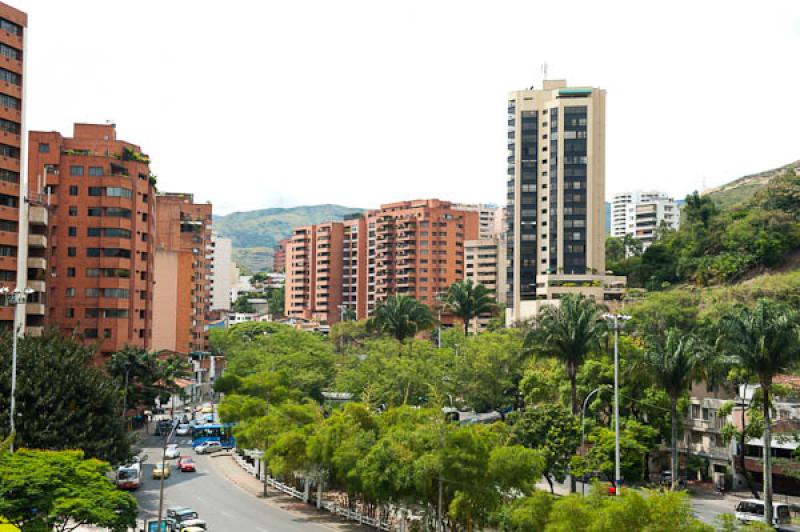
[[2, 286, 33, 453], [580, 384, 611, 495], [603, 312, 631, 496], [157, 419, 179, 529]]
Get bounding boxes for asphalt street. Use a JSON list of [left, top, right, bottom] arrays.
[[133, 435, 329, 532]]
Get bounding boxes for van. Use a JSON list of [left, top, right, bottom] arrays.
[[735, 499, 791, 527]]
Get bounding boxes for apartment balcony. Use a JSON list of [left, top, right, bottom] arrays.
[[25, 303, 46, 316], [29, 205, 47, 226], [28, 280, 45, 293], [26, 326, 44, 337], [28, 234, 47, 248], [27, 257, 46, 270]]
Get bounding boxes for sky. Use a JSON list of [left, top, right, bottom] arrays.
[[13, 1, 800, 215]]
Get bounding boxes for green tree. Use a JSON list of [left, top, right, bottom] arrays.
[[0, 448, 137, 531], [606, 236, 625, 263], [268, 285, 285, 317], [525, 294, 606, 417], [509, 405, 581, 494], [583, 419, 658, 484], [0, 332, 130, 463], [107, 346, 160, 422], [367, 295, 434, 343], [444, 279, 496, 336], [644, 329, 702, 489], [717, 299, 800, 525], [232, 294, 256, 313]]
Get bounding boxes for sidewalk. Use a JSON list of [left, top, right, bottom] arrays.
[[209, 452, 371, 532]]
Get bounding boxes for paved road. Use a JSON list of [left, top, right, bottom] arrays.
[[133, 435, 329, 532]]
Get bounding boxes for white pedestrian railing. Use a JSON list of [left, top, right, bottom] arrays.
[[232, 451, 392, 530]]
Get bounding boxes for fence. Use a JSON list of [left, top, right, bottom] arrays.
[[232, 451, 392, 530]]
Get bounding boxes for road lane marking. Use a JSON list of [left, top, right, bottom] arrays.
[[220, 510, 235, 518]]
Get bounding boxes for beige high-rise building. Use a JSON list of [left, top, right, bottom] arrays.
[[464, 236, 506, 331], [454, 203, 501, 240], [209, 234, 234, 311], [506, 80, 624, 323]]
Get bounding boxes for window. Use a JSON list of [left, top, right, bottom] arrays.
[[0, 118, 21, 134], [65, 287, 75, 297], [66, 267, 75, 277], [86, 268, 100, 277], [104, 288, 129, 298], [103, 248, 131, 258], [88, 187, 102, 196], [68, 185, 78, 196], [85, 288, 100, 297], [0, 169, 18, 184], [103, 328, 112, 339], [86, 248, 100, 257], [0, 93, 20, 110], [68, 226, 77, 236], [0, 220, 15, 232], [67, 247, 76, 257], [87, 227, 100, 237], [69, 166, 84, 177], [65, 308, 74, 318], [691, 404, 701, 419], [0, 245, 15, 256], [0, 43, 20, 61], [0, 67, 20, 86], [106, 187, 132, 198], [69, 206, 78, 216], [104, 207, 131, 218], [87, 207, 101, 216], [88, 166, 103, 176], [0, 18, 22, 36], [0, 194, 17, 208], [83, 329, 99, 339]]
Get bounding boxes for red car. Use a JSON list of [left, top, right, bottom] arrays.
[[177, 456, 196, 472]]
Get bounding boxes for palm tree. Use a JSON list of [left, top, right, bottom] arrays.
[[444, 279, 497, 336], [644, 329, 701, 490], [524, 294, 606, 417], [718, 299, 800, 526], [368, 295, 434, 343], [107, 346, 158, 423]]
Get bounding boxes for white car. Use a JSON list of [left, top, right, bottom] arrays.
[[194, 441, 223, 455], [176, 424, 191, 436], [165, 444, 181, 459]]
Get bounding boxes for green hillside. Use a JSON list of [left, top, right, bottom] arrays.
[[213, 204, 365, 273], [703, 159, 799, 209]]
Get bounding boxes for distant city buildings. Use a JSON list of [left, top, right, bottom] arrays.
[[209, 234, 235, 311], [505, 80, 625, 323], [453, 203, 502, 240], [28, 123, 157, 358], [611, 190, 679, 251], [464, 236, 506, 331], [152, 192, 212, 354], [285, 199, 478, 324]]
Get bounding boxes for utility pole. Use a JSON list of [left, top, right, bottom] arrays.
[[3, 286, 32, 453], [437, 475, 443, 532], [603, 313, 630, 496], [157, 419, 178, 528]]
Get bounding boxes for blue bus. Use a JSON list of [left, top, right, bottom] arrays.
[[191, 423, 235, 449]]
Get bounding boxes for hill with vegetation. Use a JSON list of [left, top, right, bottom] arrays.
[[213, 204, 365, 273], [608, 165, 800, 290], [702, 159, 799, 209]]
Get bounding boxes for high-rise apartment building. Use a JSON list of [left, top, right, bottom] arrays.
[[28, 124, 157, 357], [152, 192, 212, 354], [454, 203, 501, 239], [285, 200, 478, 324], [272, 238, 289, 273], [0, 4, 28, 332], [611, 191, 679, 250], [506, 81, 623, 322], [464, 236, 506, 331], [209, 233, 234, 311]]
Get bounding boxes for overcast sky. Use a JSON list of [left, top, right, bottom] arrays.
[[14, 1, 800, 214]]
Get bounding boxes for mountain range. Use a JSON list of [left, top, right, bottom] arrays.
[[212, 205, 364, 273]]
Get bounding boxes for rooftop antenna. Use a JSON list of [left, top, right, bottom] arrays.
[[541, 62, 549, 81]]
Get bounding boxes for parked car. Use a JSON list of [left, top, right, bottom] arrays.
[[194, 441, 223, 455], [152, 462, 171, 480], [178, 456, 196, 472], [735, 499, 791, 527], [165, 444, 181, 459], [177, 518, 207, 531], [176, 424, 191, 436]]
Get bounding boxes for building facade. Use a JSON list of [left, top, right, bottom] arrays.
[[285, 199, 478, 324], [209, 233, 234, 311], [611, 191, 679, 251], [453, 203, 501, 240], [28, 123, 157, 357], [272, 238, 288, 273], [152, 192, 212, 354], [464, 236, 506, 331], [0, 4, 29, 332], [506, 80, 620, 323]]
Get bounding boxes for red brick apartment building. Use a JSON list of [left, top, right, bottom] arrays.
[[272, 238, 289, 273], [0, 3, 29, 331], [28, 124, 157, 358], [285, 200, 478, 324], [152, 192, 212, 354]]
